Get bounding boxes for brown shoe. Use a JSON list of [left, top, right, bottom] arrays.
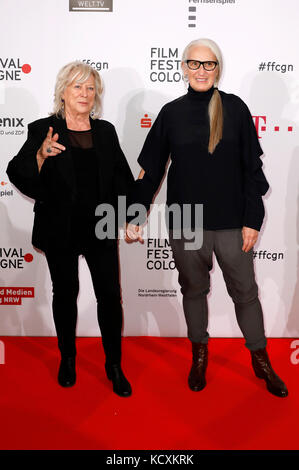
[[251, 348, 288, 397], [188, 342, 208, 392]]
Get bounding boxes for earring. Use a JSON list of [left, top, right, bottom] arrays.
[[61, 99, 65, 110]]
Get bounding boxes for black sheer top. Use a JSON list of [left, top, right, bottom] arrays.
[[68, 129, 99, 246], [68, 129, 99, 214]]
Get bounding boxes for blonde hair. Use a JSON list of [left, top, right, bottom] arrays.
[[182, 38, 223, 154], [52, 61, 103, 119]]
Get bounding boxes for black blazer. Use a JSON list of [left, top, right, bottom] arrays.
[[7, 115, 134, 251]]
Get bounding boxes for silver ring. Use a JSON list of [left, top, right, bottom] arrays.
[[46, 147, 52, 153]]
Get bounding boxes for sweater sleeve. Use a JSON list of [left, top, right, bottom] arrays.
[[138, 106, 170, 184], [127, 106, 170, 223], [239, 100, 269, 231]]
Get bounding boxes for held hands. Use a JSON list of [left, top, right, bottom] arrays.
[[242, 226, 258, 252], [36, 127, 66, 170], [125, 223, 144, 244], [125, 168, 146, 244]]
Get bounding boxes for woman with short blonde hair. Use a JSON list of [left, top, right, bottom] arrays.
[[7, 61, 134, 397], [53, 61, 103, 119]]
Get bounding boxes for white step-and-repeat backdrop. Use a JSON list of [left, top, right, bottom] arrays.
[[0, 0, 298, 339]]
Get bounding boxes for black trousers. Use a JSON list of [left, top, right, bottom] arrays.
[[45, 236, 123, 365]]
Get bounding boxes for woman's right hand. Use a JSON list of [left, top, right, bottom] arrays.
[[36, 127, 66, 170]]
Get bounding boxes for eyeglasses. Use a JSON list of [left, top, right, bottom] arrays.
[[185, 60, 218, 71]]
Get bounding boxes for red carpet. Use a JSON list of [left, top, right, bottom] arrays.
[[0, 337, 297, 450]]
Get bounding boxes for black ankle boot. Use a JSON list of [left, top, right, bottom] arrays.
[[251, 348, 288, 397], [188, 342, 208, 392], [58, 356, 76, 387], [105, 364, 132, 397]]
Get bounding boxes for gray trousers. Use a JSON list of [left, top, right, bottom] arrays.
[[169, 229, 267, 351]]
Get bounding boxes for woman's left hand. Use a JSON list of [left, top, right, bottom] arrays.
[[242, 226, 259, 252], [125, 223, 144, 244]]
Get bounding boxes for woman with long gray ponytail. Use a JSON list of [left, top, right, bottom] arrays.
[[126, 38, 288, 398]]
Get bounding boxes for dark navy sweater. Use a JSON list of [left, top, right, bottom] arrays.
[[134, 85, 269, 231]]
